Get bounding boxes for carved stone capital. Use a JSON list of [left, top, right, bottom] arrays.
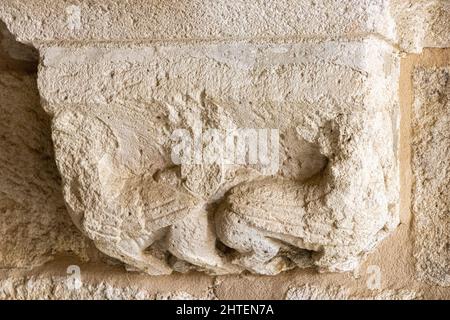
[[6, 0, 446, 275]]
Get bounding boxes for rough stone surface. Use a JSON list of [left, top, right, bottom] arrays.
[[0, 21, 37, 72], [285, 284, 418, 300], [1, 0, 448, 53], [0, 0, 407, 277], [412, 67, 450, 287], [29, 38, 401, 275], [0, 24, 90, 268], [0, 0, 449, 300], [285, 284, 350, 300], [0, 270, 216, 300], [393, 0, 450, 52], [0, 0, 398, 44], [156, 291, 216, 300], [0, 276, 153, 300]]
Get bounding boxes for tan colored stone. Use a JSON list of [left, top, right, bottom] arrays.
[[0, 270, 216, 300], [0, 275, 154, 300], [0, 23, 90, 268], [2, 0, 448, 53], [0, 71, 90, 268], [393, 0, 450, 52], [370, 289, 418, 300], [0, 21, 36, 63], [285, 284, 350, 300], [156, 291, 216, 300], [0, 0, 408, 276], [285, 284, 418, 300], [0, 0, 397, 44], [25, 37, 400, 275], [0, 0, 448, 300], [412, 67, 450, 287]]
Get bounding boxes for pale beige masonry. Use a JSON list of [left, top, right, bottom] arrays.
[[0, 71, 90, 268], [34, 39, 400, 275], [0, 0, 406, 276], [0, 24, 90, 269], [285, 284, 418, 300], [0, 274, 215, 300], [0, 0, 449, 300], [393, 0, 450, 52], [412, 66, 450, 287], [0, 0, 399, 43], [0, 0, 448, 51]]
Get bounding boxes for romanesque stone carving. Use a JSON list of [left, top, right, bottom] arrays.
[[32, 40, 400, 275], [5, 0, 439, 276]]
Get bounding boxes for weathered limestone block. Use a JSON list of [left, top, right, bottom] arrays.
[[2, 0, 448, 53], [285, 284, 418, 300], [285, 285, 350, 300], [30, 38, 400, 275], [0, 1, 407, 276], [393, 0, 450, 52], [412, 67, 450, 287], [0, 275, 149, 300], [0, 273, 216, 300], [0, 0, 397, 44], [0, 72, 89, 268], [0, 22, 90, 269]]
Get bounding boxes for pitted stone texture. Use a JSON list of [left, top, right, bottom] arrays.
[[393, 0, 450, 52], [0, 21, 37, 73], [33, 38, 400, 275], [0, 276, 153, 300], [0, 71, 90, 268], [1, 0, 448, 53], [285, 284, 418, 300], [370, 290, 418, 300], [0, 22, 95, 269], [285, 284, 350, 300], [412, 67, 450, 287], [0, 0, 397, 44], [0, 272, 215, 300], [156, 291, 216, 300]]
